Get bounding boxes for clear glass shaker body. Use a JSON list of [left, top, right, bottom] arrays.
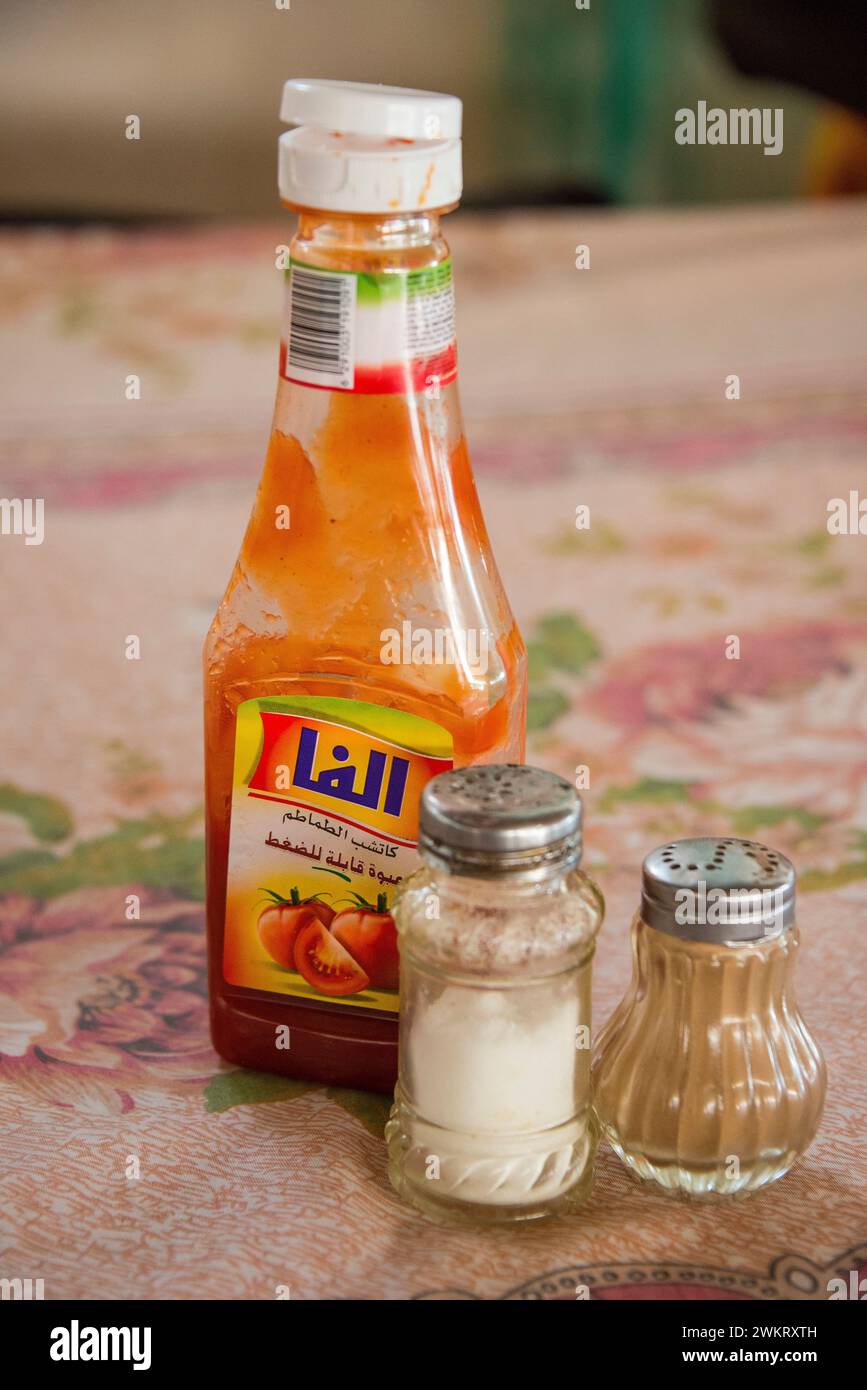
[[593, 909, 826, 1197], [386, 861, 604, 1225]]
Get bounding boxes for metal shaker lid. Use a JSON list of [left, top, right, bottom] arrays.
[[419, 764, 582, 873], [641, 837, 796, 942]]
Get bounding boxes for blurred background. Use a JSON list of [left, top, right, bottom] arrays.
[[2, 0, 866, 219]]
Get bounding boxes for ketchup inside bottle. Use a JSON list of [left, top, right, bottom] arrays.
[[205, 178, 525, 1092]]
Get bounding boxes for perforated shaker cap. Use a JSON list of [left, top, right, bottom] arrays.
[[419, 765, 582, 875], [278, 79, 463, 213], [641, 837, 796, 942]]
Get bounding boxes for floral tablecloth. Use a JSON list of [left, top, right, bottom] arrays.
[[1, 202, 866, 1300]]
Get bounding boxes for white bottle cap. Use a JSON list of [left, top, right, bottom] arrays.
[[278, 79, 463, 214]]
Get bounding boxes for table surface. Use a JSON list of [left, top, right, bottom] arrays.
[[1, 201, 866, 1300]]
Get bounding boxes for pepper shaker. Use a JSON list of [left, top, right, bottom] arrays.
[[593, 838, 826, 1196], [386, 765, 604, 1224]]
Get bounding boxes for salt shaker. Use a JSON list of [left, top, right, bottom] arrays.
[[593, 837, 826, 1197], [386, 764, 604, 1224]]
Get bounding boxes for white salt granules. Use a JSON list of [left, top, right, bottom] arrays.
[[409, 984, 580, 1135], [402, 975, 593, 1207]]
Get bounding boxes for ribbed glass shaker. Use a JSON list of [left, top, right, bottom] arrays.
[[386, 764, 605, 1225], [592, 837, 826, 1197]]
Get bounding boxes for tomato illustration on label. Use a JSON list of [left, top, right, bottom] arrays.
[[331, 892, 399, 991], [256, 886, 335, 968], [294, 920, 370, 996]]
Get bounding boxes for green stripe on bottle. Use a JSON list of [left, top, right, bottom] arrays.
[[289, 258, 452, 306]]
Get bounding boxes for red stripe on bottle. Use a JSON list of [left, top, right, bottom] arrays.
[[281, 344, 457, 394]]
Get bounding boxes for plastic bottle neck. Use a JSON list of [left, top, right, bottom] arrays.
[[291, 208, 448, 259], [281, 204, 457, 398]]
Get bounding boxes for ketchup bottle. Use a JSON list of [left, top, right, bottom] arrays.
[[204, 81, 526, 1092]]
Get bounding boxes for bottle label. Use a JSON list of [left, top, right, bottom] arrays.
[[223, 695, 453, 1013], [280, 258, 457, 394]]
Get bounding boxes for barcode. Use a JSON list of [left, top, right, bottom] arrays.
[[286, 265, 356, 390]]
